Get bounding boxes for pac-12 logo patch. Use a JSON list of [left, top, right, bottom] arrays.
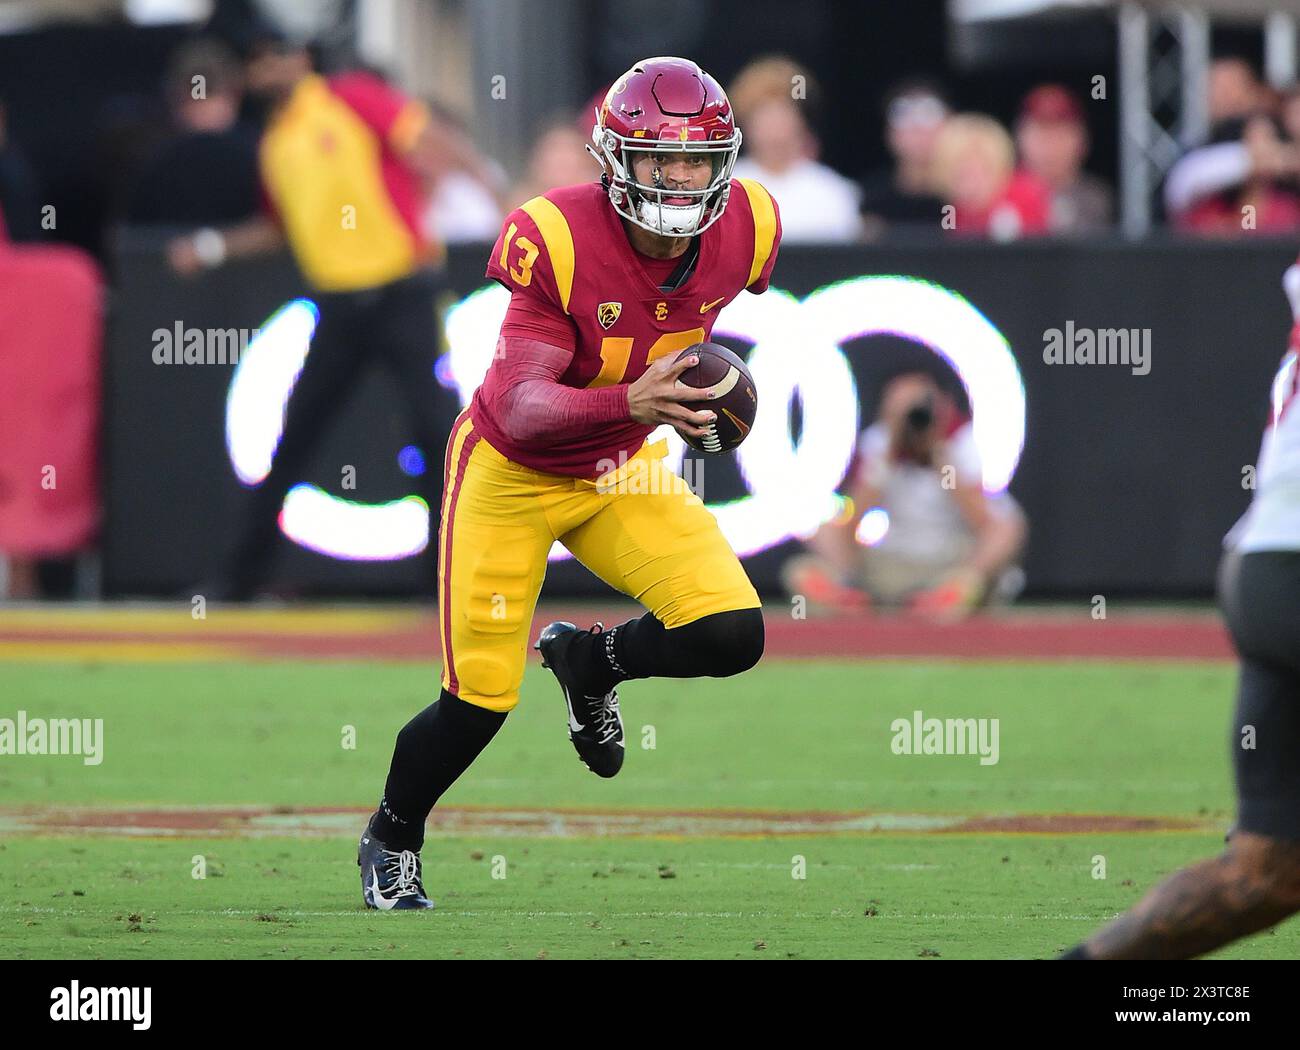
[[597, 302, 622, 329]]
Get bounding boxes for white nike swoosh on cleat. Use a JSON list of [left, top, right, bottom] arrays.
[[561, 686, 585, 733], [368, 867, 401, 911]]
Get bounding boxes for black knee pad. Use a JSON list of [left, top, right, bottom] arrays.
[[675, 608, 765, 677]]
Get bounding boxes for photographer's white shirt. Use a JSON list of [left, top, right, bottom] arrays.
[[855, 421, 985, 561]]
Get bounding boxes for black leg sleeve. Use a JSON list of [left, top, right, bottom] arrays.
[[574, 608, 765, 694], [372, 689, 506, 851]]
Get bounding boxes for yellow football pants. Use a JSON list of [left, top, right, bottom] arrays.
[[437, 410, 760, 711]]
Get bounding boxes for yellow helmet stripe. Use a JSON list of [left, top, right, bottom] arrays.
[[737, 178, 777, 288], [519, 196, 576, 313]]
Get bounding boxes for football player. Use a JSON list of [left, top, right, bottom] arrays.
[[359, 57, 781, 908], [1061, 264, 1300, 959]]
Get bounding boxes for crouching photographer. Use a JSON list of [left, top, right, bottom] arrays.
[[785, 371, 1027, 621]]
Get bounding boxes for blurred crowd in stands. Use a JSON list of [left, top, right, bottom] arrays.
[[1, 29, 1298, 601], [9, 36, 1300, 251]]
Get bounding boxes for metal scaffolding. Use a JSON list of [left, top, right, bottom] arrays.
[[1118, 4, 1209, 237]]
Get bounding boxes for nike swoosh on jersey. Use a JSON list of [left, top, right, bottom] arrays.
[[699, 296, 726, 313]]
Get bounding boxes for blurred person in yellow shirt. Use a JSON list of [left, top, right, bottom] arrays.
[[169, 29, 460, 598]]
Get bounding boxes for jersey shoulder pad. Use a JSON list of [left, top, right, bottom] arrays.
[[486, 191, 582, 313], [730, 177, 781, 291]]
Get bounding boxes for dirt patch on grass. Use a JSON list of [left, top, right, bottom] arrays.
[[0, 805, 1213, 839]]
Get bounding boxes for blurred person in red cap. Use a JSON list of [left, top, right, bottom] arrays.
[[933, 113, 1050, 240], [1016, 84, 1112, 235], [860, 78, 950, 238]]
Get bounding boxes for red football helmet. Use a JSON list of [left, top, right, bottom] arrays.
[[589, 57, 742, 237]]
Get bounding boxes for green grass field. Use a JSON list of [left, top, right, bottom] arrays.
[[4, 657, 1296, 959]]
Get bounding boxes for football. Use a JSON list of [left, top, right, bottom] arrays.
[[674, 342, 758, 454]]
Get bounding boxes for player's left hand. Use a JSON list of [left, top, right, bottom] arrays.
[[627, 353, 718, 438]]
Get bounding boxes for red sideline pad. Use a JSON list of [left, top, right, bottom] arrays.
[[533, 606, 1236, 661], [759, 610, 1234, 660], [0, 243, 103, 556]]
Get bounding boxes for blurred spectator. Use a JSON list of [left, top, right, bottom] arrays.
[[0, 97, 43, 241], [1165, 113, 1300, 235], [1015, 84, 1112, 235], [727, 55, 858, 242], [167, 32, 459, 599], [420, 101, 505, 244], [859, 78, 949, 237], [733, 97, 862, 242], [126, 38, 261, 226], [933, 113, 1050, 240], [784, 372, 1026, 620], [728, 54, 818, 129], [1209, 56, 1270, 126], [508, 118, 595, 209]]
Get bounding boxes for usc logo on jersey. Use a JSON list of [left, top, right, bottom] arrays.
[[655, 302, 669, 321]]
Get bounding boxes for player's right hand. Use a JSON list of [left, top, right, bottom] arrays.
[[627, 353, 718, 438]]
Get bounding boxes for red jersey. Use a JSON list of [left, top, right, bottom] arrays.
[[950, 171, 1051, 239], [472, 178, 781, 476], [1177, 187, 1300, 236]]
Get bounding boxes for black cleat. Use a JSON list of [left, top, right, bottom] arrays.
[[534, 620, 625, 778], [357, 819, 435, 911]]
